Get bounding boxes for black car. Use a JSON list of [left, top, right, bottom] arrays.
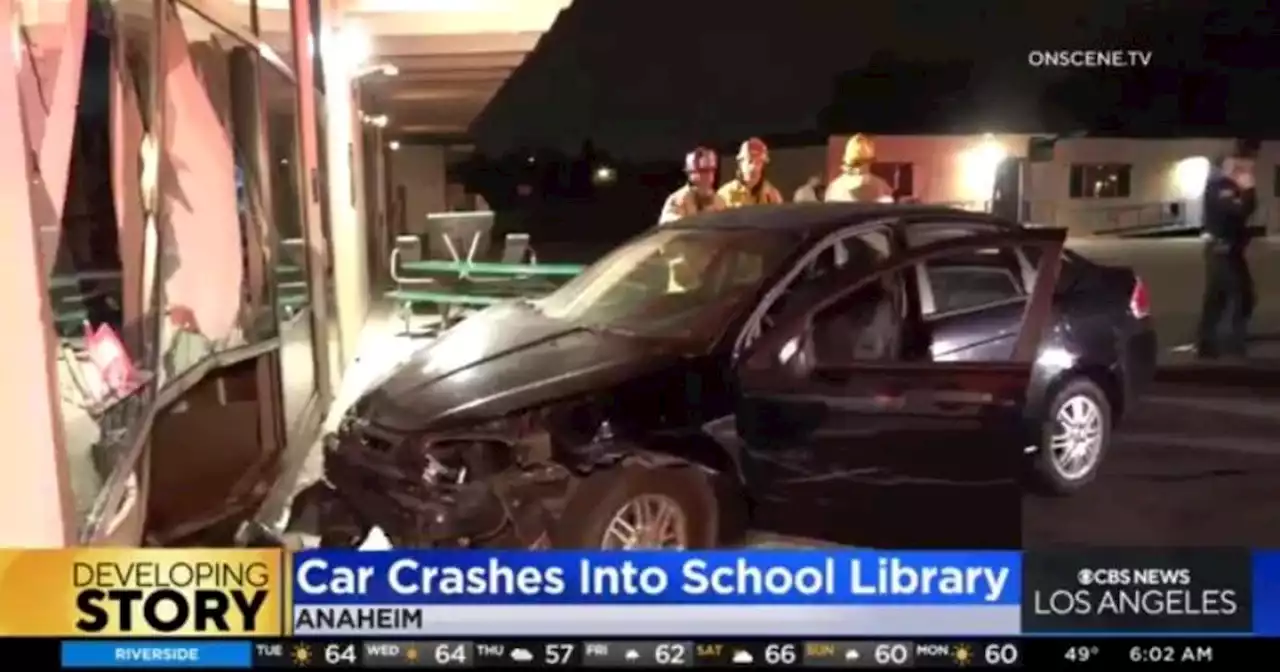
[[277, 204, 1156, 549]]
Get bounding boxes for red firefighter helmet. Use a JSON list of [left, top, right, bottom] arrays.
[[737, 137, 769, 163], [684, 147, 718, 173]]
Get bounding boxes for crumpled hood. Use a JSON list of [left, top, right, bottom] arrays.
[[353, 303, 680, 434]]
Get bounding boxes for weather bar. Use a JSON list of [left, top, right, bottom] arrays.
[[48, 636, 1264, 668], [248, 638, 1013, 668]]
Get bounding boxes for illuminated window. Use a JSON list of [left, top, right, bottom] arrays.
[[1069, 164, 1131, 199]]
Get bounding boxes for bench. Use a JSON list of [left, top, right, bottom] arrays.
[[385, 290, 505, 306], [399, 260, 584, 277], [385, 289, 507, 333]]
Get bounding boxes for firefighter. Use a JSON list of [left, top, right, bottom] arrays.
[[658, 147, 727, 225], [718, 137, 784, 208], [825, 133, 894, 203]]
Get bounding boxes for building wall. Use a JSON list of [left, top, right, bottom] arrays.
[[824, 134, 1280, 236], [389, 144, 447, 236], [826, 134, 1034, 206], [321, 13, 369, 373], [1025, 138, 1280, 235]]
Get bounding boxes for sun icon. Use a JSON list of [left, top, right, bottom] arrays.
[[953, 644, 973, 666], [406, 647, 419, 663], [292, 644, 312, 666]]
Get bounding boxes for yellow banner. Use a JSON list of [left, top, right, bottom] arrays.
[[0, 549, 285, 636]]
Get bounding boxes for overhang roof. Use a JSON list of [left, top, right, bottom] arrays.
[[255, 0, 572, 137]]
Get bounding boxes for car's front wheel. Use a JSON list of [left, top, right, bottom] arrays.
[[1029, 377, 1112, 495], [551, 465, 719, 549]]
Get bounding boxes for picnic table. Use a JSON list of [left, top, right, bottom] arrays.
[[387, 252, 586, 332], [48, 270, 122, 334]]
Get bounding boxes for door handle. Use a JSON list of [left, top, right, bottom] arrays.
[[872, 393, 907, 410]]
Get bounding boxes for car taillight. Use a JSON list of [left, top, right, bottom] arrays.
[[1129, 277, 1150, 319]]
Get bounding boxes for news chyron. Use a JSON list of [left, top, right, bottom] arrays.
[[1021, 549, 1252, 633], [0, 550, 284, 637]]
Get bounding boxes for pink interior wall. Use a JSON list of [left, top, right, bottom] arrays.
[[0, 0, 76, 546], [159, 6, 243, 342], [111, 47, 146, 325], [20, 1, 87, 274]]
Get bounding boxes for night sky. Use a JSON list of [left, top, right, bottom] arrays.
[[472, 0, 1280, 160]]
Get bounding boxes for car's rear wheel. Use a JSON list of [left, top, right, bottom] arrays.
[[551, 465, 718, 549], [1030, 377, 1111, 495]]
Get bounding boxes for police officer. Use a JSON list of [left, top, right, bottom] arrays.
[[658, 147, 727, 225], [825, 133, 894, 203], [1195, 147, 1258, 359], [718, 137, 784, 208]]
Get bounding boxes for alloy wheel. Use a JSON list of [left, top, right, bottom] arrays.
[[601, 494, 689, 549], [1049, 394, 1105, 481]]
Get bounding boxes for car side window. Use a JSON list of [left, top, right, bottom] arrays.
[[905, 223, 997, 248], [746, 229, 891, 349], [918, 247, 1026, 317]]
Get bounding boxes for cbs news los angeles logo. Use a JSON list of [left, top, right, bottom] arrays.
[[0, 550, 284, 637]]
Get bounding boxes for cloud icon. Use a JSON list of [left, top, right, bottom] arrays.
[[510, 649, 534, 663], [732, 650, 754, 664]]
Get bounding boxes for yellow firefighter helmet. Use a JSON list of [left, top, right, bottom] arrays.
[[842, 133, 876, 166]]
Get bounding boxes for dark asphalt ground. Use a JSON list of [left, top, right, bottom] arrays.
[[1022, 381, 1280, 548], [1022, 240, 1280, 548]]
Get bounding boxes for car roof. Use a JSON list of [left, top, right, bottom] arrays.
[[662, 202, 1006, 236]]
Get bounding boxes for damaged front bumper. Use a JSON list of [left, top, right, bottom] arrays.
[[271, 420, 586, 549]]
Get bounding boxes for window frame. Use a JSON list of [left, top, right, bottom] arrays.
[[734, 221, 893, 357], [741, 228, 1068, 372], [80, 0, 306, 544], [1068, 162, 1133, 199], [871, 161, 915, 197], [918, 263, 1024, 317], [902, 219, 1040, 319]]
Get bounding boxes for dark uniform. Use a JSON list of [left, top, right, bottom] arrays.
[[1195, 171, 1257, 358]]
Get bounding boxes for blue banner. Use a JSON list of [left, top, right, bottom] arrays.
[[62, 642, 251, 669], [290, 550, 1020, 606], [1253, 550, 1280, 635]]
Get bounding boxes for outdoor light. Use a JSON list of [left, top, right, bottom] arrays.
[[592, 166, 617, 185], [388, 140, 401, 151], [1172, 156, 1210, 199], [957, 134, 1007, 201], [323, 25, 372, 72], [354, 63, 398, 79]]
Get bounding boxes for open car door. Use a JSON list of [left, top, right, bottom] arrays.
[[733, 227, 1065, 548]]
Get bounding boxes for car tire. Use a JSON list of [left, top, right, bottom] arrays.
[[1029, 377, 1112, 496], [551, 465, 719, 549]]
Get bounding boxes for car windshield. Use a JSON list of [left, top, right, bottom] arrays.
[[538, 227, 801, 339]]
